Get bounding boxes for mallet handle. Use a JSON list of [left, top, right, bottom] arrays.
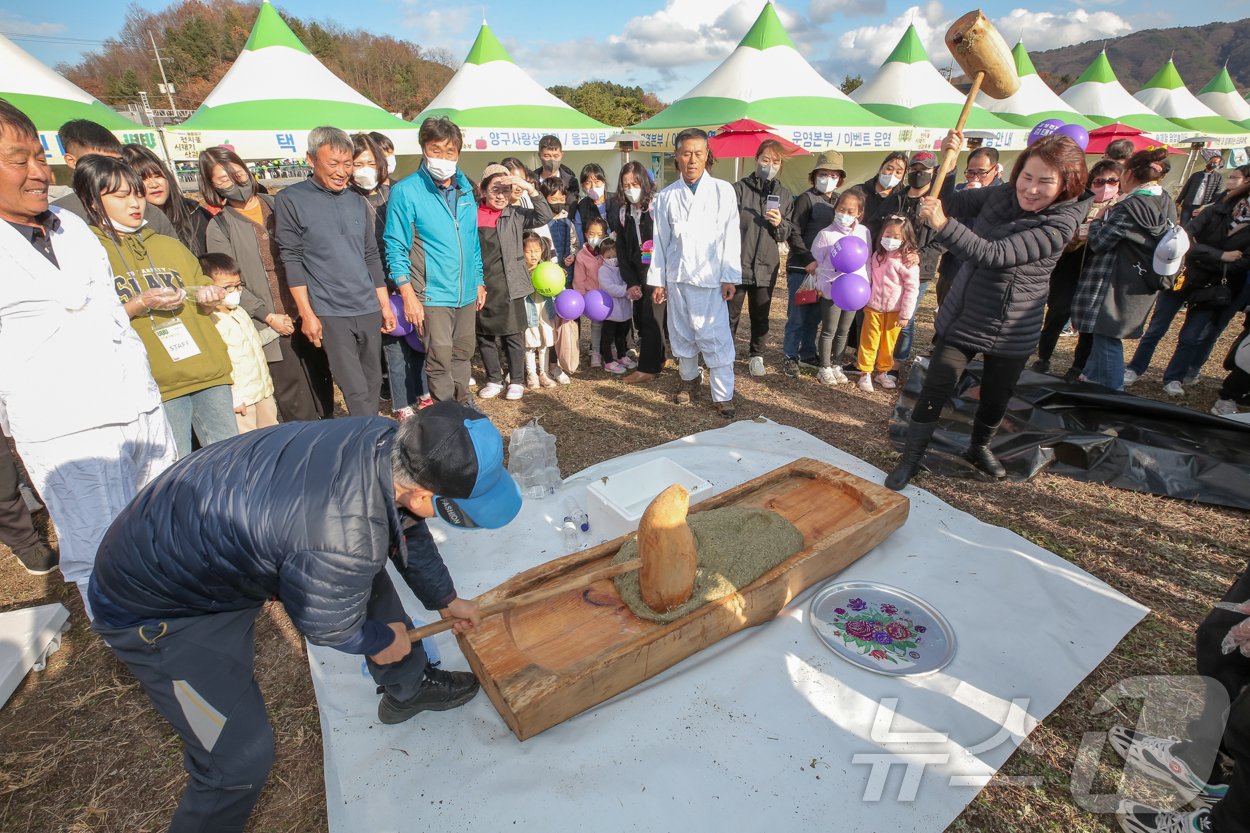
[[926, 70, 986, 197], [406, 557, 643, 643]]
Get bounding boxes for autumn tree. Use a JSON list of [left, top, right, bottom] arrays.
[[547, 81, 666, 126]]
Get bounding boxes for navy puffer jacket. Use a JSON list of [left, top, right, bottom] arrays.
[[89, 418, 457, 653], [934, 184, 1091, 358]]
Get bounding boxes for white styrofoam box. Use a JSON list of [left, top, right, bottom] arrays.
[[584, 456, 712, 541], [0, 603, 70, 709]]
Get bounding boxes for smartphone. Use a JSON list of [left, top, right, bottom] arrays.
[[765, 194, 781, 212]]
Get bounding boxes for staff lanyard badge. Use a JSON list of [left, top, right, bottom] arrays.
[[151, 315, 201, 362]]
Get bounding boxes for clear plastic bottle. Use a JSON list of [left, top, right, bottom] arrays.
[[563, 497, 589, 533], [562, 516, 580, 552]]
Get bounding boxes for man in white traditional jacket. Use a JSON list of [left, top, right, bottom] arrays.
[[0, 99, 175, 616], [647, 128, 742, 417]]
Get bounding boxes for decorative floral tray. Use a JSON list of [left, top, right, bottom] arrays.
[[809, 581, 955, 676]]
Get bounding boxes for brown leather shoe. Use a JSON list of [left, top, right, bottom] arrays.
[[673, 376, 698, 405], [716, 399, 736, 419], [623, 371, 657, 385]]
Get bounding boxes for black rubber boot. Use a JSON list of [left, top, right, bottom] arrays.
[[885, 420, 938, 491], [963, 419, 1006, 479]]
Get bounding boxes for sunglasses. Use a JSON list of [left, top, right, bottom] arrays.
[[1092, 177, 1120, 187]]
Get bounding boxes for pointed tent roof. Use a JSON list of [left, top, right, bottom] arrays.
[[850, 25, 1022, 134], [415, 23, 614, 149], [975, 41, 1097, 129], [1133, 59, 1248, 137], [172, 1, 416, 154], [1060, 50, 1185, 137], [631, 2, 905, 150], [0, 32, 154, 163], [1196, 66, 1250, 128]]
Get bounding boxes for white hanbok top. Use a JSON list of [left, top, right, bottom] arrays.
[[647, 173, 742, 290]]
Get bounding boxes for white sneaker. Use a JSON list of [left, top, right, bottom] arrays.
[[550, 367, 571, 385], [830, 366, 849, 385], [1163, 381, 1185, 397], [816, 366, 836, 386], [1108, 725, 1228, 811], [469, 376, 477, 387], [749, 356, 766, 377], [1123, 369, 1140, 385], [479, 382, 503, 399], [1116, 800, 1212, 833], [590, 352, 602, 368], [857, 372, 874, 392], [874, 372, 897, 390], [505, 384, 524, 400], [1211, 398, 1238, 416]]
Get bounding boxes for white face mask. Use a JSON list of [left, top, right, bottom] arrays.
[[604, 257, 618, 267], [386, 155, 397, 175], [425, 156, 457, 182], [109, 217, 145, 234], [353, 166, 379, 191], [587, 236, 604, 249], [833, 213, 856, 230], [965, 181, 983, 190], [587, 185, 605, 201], [880, 237, 903, 252], [223, 290, 242, 308], [625, 186, 642, 204], [815, 175, 839, 194], [878, 172, 901, 189]]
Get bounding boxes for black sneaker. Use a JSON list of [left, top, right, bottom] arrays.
[[12, 542, 57, 575], [377, 663, 480, 725], [782, 357, 799, 378]]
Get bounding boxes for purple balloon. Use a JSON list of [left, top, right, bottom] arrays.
[[830, 273, 871, 311], [386, 295, 413, 336], [829, 235, 869, 274], [1054, 122, 1090, 151], [583, 289, 613, 322], [1028, 118, 1066, 145], [403, 329, 425, 352], [554, 289, 585, 320]]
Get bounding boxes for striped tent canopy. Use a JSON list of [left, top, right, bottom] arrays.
[[1133, 58, 1250, 148], [1059, 50, 1190, 144], [975, 40, 1097, 130], [1195, 66, 1250, 131]]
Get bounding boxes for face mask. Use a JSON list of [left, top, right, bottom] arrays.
[[109, 217, 145, 234], [878, 172, 901, 189], [587, 185, 605, 202], [604, 257, 618, 267], [587, 236, 603, 249], [222, 290, 242, 308], [880, 237, 903, 252], [625, 186, 642, 204], [907, 170, 933, 189], [757, 163, 779, 182], [815, 175, 839, 194], [1092, 183, 1118, 203], [965, 181, 983, 190], [353, 167, 379, 191], [834, 213, 856, 230], [425, 156, 457, 181], [217, 179, 255, 203], [386, 155, 397, 175], [542, 158, 559, 172]]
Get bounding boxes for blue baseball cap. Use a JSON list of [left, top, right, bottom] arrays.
[[392, 402, 522, 529]]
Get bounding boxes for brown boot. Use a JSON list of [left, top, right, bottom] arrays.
[[673, 376, 699, 405], [716, 399, 736, 418]]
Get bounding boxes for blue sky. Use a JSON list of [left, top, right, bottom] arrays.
[[2, 0, 1244, 102]]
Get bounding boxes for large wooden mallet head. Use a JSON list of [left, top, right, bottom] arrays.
[[945, 10, 1019, 100], [637, 484, 698, 613]]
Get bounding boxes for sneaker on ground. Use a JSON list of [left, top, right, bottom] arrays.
[[377, 663, 480, 725], [857, 373, 874, 392], [505, 384, 524, 400], [1116, 800, 1211, 833], [539, 374, 558, 388], [749, 356, 766, 377], [1108, 725, 1228, 809], [394, 406, 415, 423], [550, 367, 571, 385], [1031, 358, 1051, 375], [782, 357, 799, 378], [830, 366, 849, 385], [469, 376, 477, 387], [417, 396, 435, 410], [525, 373, 541, 390], [1123, 369, 1140, 385], [1211, 399, 1238, 416], [1163, 381, 1186, 397], [621, 356, 638, 370], [604, 361, 628, 374], [627, 348, 639, 361], [1059, 324, 1076, 337], [1183, 370, 1201, 385], [12, 541, 58, 576], [478, 382, 503, 399], [716, 399, 736, 418], [874, 372, 897, 390], [817, 366, 836, 386], [590, 353, 603, 369]]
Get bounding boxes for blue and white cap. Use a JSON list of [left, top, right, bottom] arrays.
[[393, 402, 522, 529]]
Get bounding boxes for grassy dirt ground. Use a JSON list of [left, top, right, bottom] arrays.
[[1, 292, 1246, 833]]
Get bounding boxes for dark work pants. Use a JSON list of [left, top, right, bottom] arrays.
[[1065, 332, 1093, 377], [0, 442, 39, 552], [267, 331, 330, 422], [95, 572, 427, 833], [1036, 249, 1083, 364], [424, 304, 476, 403], [726, 284, 774, 358], [477, 332, 525, 386], [320, 312, 383, 417], [911, 340, 1029, 426], [632, 290, 665, 374], [600, 320, 629, 362]]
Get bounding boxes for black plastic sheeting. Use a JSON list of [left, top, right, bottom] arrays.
[[891, 359, 1250, 509]]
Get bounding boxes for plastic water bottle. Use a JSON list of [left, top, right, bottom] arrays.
[[563, 497, 589, 533], [562, 516, 580, 552]]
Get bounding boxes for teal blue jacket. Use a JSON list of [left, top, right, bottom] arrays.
[[383, 165, 483, 308]]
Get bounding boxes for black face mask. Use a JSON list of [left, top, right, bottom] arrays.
[[907, 170, 933, 189], [217, 179, 255, 203]]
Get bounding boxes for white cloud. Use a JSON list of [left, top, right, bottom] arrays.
[[400, 6, 475, 53], [0, 12, 66, 36], [811, 0, 888, 22], [994, 8, 1133, 49], [600, 0, 807, 69]]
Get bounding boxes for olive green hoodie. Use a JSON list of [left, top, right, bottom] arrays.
[[93, 226, 232, 401]]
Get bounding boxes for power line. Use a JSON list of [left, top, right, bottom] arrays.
[[1, 32, 109, 46]]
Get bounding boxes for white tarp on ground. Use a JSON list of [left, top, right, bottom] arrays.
[[308, 418, 1147, 833], [0, 603, 69, 708]]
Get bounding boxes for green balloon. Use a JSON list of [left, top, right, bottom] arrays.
[[531, 261, 566, 297]]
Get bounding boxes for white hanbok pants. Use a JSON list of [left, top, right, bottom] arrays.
[[17, 406, 176, 617], [668, 282, 735, 403]]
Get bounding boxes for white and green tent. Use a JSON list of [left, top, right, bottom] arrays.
[[1133, 59, 1250, 148], [1060, 50, 1190, 144], [415, 23, 615, 152], [850, 24, 1025, 149], [0, 32, 157, 165], [976, 40, 1097, 130], [631, 2, 908, 152], [1196, 66, 1250, 129], [168, 0, 417, 159]]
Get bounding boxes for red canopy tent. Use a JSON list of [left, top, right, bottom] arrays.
[[1086, 123, 1183, 155], [707, 118, 808, 158]]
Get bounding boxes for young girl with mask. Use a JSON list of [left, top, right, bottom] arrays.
[[575, 163, 614, 241], [597, 238, 635, 373], [856, 216, 920, 392], [574, 216, 610, 367], [810, 188, 873, 386], [521, 233, 560, 389], [202, 253, 278, 432]]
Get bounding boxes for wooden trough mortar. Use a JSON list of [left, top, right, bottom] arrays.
[[456, 458, 910, 740]]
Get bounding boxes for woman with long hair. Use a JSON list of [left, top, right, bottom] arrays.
[[886, 132, 1091, 490], [615, 160, 665, 383], [121, 143, 209, 255]]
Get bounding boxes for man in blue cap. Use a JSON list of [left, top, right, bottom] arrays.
[[88, 401, 522, 833]]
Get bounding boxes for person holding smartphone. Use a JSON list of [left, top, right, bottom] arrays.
[[732, 140, 794, 377]]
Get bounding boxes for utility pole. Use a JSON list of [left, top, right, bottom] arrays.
[[149, 30, 176, 112]]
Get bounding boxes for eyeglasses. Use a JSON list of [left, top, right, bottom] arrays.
[[1092, 177, 1120, 187], [965, 168, 993, 178]]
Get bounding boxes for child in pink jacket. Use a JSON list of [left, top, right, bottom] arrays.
[[856, 215, 920, 392], [572, 216, 608, 367]]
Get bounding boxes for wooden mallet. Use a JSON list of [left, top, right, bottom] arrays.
[[406, 484, 698, 643], [925, 10, 1020, 196]]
